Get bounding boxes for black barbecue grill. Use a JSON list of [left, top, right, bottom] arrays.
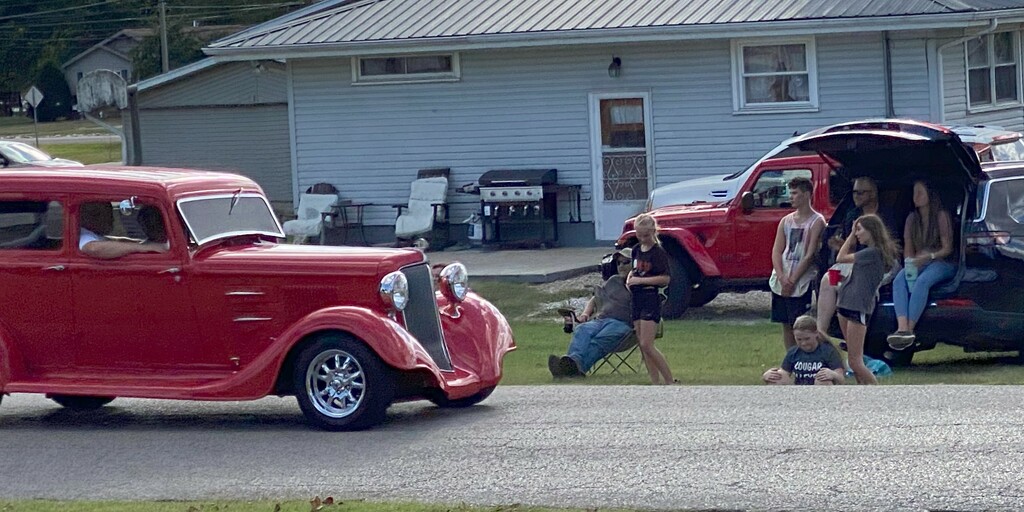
[[476, 169, 580, 247]]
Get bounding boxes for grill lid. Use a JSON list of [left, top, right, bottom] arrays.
[[479, 168, 557, 186]]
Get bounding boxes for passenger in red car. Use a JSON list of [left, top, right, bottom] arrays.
[[78, 202, 168, 259]]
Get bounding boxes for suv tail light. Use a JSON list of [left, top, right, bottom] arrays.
[[966, 231, 1010, 246]]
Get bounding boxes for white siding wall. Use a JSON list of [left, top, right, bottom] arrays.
[[890, 38, 933, 119], [137, 106, 292, 203], [290, 32, 907, 230], [942, 32, 1024, 130], [64, 51, 132, 95], [139, 61, 288, 108]]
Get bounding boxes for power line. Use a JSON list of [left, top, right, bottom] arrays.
[[0, 0, 124, 22]]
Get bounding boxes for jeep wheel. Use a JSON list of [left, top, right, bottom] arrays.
[[688, 286, 718, 308], [661, 255, 691, 319], [430, 386, 496, 408], [294, 334, 395, 431], [49, 395, 115, 411]]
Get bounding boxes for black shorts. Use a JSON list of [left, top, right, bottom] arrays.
[[632, 287, 662, 323], [838, 307, 870, 326], [770, 290, 812, 325]]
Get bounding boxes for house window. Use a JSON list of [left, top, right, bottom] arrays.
[[352, 54, 460, 84], [966, 32, 1020, 109], [120, 69, 128, 80], [76, 72, 83, 81], [732, 38, 818, 113]]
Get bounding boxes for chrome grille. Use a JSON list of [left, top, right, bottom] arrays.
[[400, 263, 453, 371]]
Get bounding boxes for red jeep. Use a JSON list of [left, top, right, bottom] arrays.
[[617, 154, 844, 318], [0, 167, 515, 430]]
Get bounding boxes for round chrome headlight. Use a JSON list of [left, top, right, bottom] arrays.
[[379, 271, 409, 311], [439, 262, 469, 302]]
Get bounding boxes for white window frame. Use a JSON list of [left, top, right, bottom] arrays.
[[351, 53, 461, 85], [731, 37, 819, 114], [965, 31, 1022, 113]]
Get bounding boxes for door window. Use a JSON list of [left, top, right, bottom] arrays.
[[78, 200, 171, 252], [984, 178, 1024, 230], [0, 200, 63, 250], [749, 169, 812, 208], [600, 98, 648, 201]]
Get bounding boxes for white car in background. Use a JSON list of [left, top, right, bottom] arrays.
[[647, 123, 1023, 210], [0, 141, 84, 168]]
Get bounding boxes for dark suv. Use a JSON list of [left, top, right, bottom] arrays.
[[796, 120, 1024, 366]]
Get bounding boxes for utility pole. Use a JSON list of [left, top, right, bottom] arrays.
[[159, 0, 169, 73]]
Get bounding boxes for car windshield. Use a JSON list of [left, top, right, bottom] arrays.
[[0, 142, 53, 163], [177, 193, 284, 245], [989, 140, 1024, 161]]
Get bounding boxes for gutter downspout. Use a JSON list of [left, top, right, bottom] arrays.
[[936, 18, 999, 123], [884, 31, 894, 117]]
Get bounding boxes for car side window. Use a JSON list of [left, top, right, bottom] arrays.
[[79, 200, 171, 252], [749, 168, 812, 208], [985, 179, 1024, 232], [0, 200, 63, 250]]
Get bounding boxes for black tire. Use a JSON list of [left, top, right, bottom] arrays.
[[881, 348, 915, 368], [430, 386, 496, 408], [688, 286, 718, 308], [49, 395, 115, 411], [661, 254, 692, 319], [293, 333, 395, 431]]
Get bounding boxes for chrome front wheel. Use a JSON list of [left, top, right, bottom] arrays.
[[293, 334, 394, 431], [305, 349, 366, 419]]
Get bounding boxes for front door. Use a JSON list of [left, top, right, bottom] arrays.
[[69, 198, 222, 372], [731, 166, 813, 279], [589, 93, 654, 240]]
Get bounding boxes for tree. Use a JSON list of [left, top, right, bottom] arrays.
[[131, 24, 204, 81], [33, 62, 73, 122]]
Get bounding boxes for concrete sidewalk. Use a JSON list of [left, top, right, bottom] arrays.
[[428, 246, 611, 283]]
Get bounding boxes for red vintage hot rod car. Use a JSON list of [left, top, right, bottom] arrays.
[[0, 167, 514, 430]]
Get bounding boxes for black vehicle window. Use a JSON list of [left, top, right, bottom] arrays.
[[749, 169, 812, 208], [828, 169, 851, 206], [985, 178, 1024, 233], [0, 200, 63, 250]]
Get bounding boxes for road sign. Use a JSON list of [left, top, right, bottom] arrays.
[[24, 86, 43, 108]]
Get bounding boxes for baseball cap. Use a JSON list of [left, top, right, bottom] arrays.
[[616, 247, 633, 262]]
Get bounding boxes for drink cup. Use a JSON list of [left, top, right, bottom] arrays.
[[827, 268, 842, 286], [904, 257, 918, 287]]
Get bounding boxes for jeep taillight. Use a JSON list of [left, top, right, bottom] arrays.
[[966, 231, 1010, 246]]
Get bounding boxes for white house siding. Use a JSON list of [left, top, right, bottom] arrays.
[[137, 105, 292, 203], [889, 38, 933, 119], [290, 32, 899, 240], [139, 61, 287, 108], [64, 50, 132, 96], [941, 30, 1024, 130]]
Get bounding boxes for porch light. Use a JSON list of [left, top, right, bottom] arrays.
[[608, 57, 622, 78]]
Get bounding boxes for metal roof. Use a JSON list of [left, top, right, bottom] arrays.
[[208, 0, 1024, 53]]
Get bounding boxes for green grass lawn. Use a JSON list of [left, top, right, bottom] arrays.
[[41, 142, 122, 165], [472, 280, 1024, 386], [0, 117, 119, 137]]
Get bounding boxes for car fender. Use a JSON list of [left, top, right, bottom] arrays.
[[437, 291, 516, 385], [618, 227, 721, 278], [186, 306, 446, 400]]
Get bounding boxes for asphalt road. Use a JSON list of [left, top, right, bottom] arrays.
[[2, 385, 1023, 511]]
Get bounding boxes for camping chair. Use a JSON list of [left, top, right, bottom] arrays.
[[557, 308, 664, 376], [393, 174, 450, 249], [283, 183, 339, 244]]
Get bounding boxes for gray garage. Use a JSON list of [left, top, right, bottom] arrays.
[[128, 59, 293, 211]]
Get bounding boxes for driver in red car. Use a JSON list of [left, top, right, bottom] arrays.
[[79, 202, 168, 259]]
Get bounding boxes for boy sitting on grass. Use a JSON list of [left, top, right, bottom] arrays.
[[762, 315, 845, 386]]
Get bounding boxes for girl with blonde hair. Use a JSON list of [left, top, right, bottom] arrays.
[[627, 213, 676, 384]]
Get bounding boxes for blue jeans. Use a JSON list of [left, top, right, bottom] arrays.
[[892, 260, 956, 325], [567, 317, 634, 373]]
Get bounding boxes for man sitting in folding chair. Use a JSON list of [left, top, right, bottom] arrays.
[[548, 248, 634, 378]]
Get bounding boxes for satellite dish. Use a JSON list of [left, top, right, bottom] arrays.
[[77, 69, 128, 112]]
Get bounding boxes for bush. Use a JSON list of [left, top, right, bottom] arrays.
[[32, 62, 73, 122]]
